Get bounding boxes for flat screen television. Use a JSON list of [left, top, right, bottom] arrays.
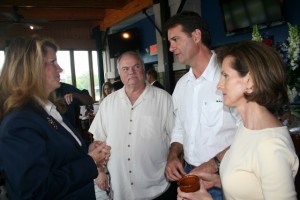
[[219, 0, 286, 36], [107, 28, 140, 58]]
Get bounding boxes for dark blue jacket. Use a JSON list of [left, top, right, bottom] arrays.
[[0, 103, 97, 200], [56, 82, 90, 128], [152, 80, 165, 90]]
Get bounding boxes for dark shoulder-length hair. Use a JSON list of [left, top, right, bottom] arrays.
[[217, 40, 289, 112], [102, 81, 113, 98]]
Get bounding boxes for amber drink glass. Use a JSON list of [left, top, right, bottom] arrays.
[[178, 175, 200, 193]]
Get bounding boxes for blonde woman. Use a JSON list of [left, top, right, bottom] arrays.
[[0, 35, 110, 199]]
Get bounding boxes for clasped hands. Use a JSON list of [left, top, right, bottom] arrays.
[[88, 141, 111, 167], [89, 141, 111, 191]]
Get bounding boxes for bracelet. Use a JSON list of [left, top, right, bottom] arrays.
[[213, 156, 221, 173]]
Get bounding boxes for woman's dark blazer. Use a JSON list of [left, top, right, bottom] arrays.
[[0, 103, 98, 200]]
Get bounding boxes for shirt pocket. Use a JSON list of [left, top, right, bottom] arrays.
[[139, 115, 163, 139], [200, 101, 223, 127]]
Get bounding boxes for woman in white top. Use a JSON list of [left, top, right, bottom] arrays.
[[177, 40, 299, 200]]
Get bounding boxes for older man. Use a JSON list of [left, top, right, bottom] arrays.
[[89, 51, 175, 200]]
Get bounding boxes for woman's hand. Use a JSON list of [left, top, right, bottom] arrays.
[[88, 141, 111, 167], [189, 171, 221, 189], [190, 159, 218, 175]]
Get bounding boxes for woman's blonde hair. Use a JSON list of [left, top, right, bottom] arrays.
[[0, 35, 64, 121]]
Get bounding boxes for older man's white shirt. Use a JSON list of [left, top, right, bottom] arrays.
[[89, 84, 174, 200]]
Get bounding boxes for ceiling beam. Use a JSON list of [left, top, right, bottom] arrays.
[[9, 8, 106, 21], [0, 0, 130, 8], [100, 0, 153, 30]]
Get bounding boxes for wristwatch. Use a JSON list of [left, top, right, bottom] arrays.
[[213, 156, 221, 174]]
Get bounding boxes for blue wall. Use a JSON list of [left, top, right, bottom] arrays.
[[118, 0, 300, 59], [201, 0, 300, 48], [125, 15, 158, 63]]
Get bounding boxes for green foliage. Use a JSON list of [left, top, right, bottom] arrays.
[[282, 23, 300, 90], [251, 25, 263, 42]]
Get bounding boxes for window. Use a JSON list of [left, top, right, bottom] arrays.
[[57, 50, 101, 101], [57, 51, 72, 84], [92, 51, 100, 101], [74, 51, 91, 93], [0, 50, 4, 73]]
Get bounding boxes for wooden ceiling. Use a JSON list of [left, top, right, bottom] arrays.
[[0, 0, 154, 49], [0, 0, 154, 30]]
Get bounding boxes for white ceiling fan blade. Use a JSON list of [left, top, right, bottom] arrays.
[[1, 12, 18, 22], [24, 23, 44, 30], [11, 22, 44, 30]]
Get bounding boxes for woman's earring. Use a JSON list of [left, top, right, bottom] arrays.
[[245, 87, 253, 93]]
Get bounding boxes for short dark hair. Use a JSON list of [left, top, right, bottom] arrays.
[[217, 40, 289, 112], [164, 11, 211, 49], [146, 68, 158, 80]]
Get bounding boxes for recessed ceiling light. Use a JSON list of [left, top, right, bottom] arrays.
[[122, 32, 130, 39]]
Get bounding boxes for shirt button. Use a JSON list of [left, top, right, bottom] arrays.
[[131, 108, 133, 110], [130, 119, 132, 122], [128, 144, 130, 147], [129, 170, 132, 173], [128, 158, 130, 161], [131, 182, 133, 185], [129, 132, 131, 135]]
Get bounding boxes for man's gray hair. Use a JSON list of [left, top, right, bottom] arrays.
[[117, 51, 145, 73]]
